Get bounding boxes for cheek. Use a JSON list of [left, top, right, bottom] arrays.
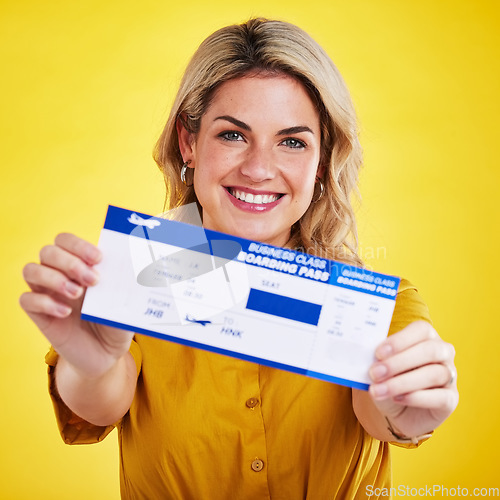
[[302, 185, 316, 207], [290, 161, 317, 189], [292, 167, 318, 207], [194, 143, 234, 176]]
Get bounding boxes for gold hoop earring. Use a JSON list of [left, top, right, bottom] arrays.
[[312, 178, 324, 203], [180, 161, 193, 186]]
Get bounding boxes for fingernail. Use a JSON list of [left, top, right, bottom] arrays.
[[56, 304, 71, 317], [83, 269, 99, 286], [376, 344, 393, 359], [370, 364, 388, 381], [370, 384, 389, 399], [87, 247, 101, 264], [65, 281, 82, 298]]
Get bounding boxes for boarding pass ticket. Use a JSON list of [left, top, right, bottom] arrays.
[[81, 205, 400, 390]]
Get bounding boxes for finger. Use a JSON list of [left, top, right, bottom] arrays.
[[54, 233, 101, 265], [375, 321, 438, 360], [23, 262, 84, 299], [19, 291, 72, 319], [370, 339, 455, 382], [39, 244, 99, 287], [369, 363, 455, 401], [387, 387, 459, 412]]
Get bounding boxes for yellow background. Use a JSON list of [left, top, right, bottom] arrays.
[[1, 0, 499, 498]]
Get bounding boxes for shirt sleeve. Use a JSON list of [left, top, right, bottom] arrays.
[[387, 278, 433, 449], [388, 278, 432, 336], [45, 338, 142, 445]]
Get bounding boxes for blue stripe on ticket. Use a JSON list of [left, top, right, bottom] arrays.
[[102, 205, 400, 300], [246, 288, 322, 326]]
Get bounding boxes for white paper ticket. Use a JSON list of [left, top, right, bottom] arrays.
[[81, 205, 400, 390]]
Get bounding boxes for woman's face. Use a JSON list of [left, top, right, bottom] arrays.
[[179, 74, 322, 247]]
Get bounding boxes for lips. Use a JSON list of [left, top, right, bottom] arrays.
[[226, 187, 283, 205]]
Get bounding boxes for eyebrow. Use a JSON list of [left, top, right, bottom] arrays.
[[276, 125, 314, 136], [215, 115, 251, 131], [214, 115, 315, 136]]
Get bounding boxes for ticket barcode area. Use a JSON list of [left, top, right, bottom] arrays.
[[246, 288, 322, 326]]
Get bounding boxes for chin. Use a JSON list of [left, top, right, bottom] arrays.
[[234, 224, 288, 247], [202, 210, 290, 247]]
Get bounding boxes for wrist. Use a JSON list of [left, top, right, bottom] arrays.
[[56, 350, 125, 382], [55, 353, 137, 426], [385, 417, 433, 445]]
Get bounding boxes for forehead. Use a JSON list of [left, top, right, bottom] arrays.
[[204, 73, 320, 125]]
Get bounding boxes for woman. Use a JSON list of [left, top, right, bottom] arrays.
[[20, 18, 458, 499]]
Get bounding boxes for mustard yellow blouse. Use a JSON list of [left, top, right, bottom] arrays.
[[46, 279, 431, 499]]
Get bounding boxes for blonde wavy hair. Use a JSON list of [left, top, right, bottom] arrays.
[[154, 18, 363, 266]]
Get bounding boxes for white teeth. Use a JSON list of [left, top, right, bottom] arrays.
[[230, 189, 280, 204]]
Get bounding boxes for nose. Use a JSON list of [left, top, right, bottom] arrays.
[[239, 145, 275, 183]]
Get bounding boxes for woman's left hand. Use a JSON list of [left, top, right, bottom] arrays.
[[367, 320, 458, 440]]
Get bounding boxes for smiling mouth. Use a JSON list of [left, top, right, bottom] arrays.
[[226, 188, 284, 205]]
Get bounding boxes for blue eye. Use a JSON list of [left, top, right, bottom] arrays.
[[219, 131, 244, 141], [281, 138, 306, 149]]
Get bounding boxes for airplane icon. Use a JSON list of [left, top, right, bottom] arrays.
[[185, 315, 212, 327]]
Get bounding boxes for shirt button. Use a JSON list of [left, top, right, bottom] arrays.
[[251, 459, 264, 472], [246, 397, 259, 409]]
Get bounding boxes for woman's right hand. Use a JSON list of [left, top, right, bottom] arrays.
[[20, 233, 134, 379]]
